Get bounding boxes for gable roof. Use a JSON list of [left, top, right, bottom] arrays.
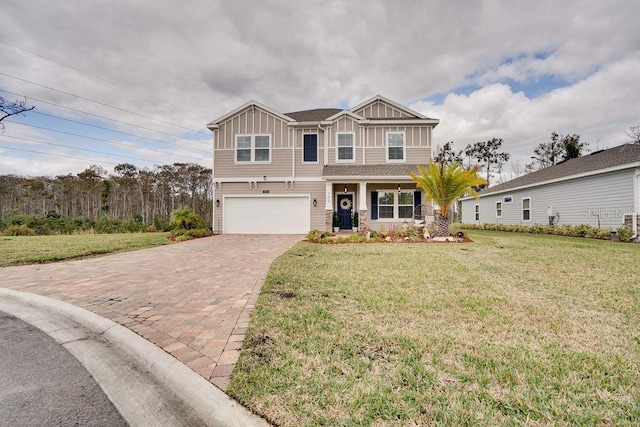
[[350, 94, 428, 119], [207, 100, 294, 129], [284, 108, 343, 122], [477, 143, 640, 197]]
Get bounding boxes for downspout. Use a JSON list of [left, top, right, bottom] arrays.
[[291, 127, 295, 188], [634, 169, 639, 238]]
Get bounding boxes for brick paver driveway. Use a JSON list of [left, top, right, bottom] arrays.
[[1, 234, 301, 390]]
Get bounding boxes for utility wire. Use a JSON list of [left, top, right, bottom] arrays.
[[0, 71, 211, 136], [2, 134, 166, 165], [0, 143, 121, 166], [0, 40, 209, 122], [31, 110, 210, 154], [6, 120, 209, 162], [0, 88, 209, 145]]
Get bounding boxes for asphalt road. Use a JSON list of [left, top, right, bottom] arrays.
[[0, 311, 127, 427]]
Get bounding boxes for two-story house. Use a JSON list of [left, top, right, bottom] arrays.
[[206, 95, 439, 234]]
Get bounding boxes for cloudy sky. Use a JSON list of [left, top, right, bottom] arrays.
[[1, 0, 639, 178]]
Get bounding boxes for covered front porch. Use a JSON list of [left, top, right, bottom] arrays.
[[322, 164, 435, 232]]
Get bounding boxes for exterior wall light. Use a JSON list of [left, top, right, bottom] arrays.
[[344, 185, 348, 193], [397, 184, 402, 192], [215, 199, 220, 207], [313, 199, 317, 207]]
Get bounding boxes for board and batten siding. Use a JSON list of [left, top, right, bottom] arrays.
[[353, 100, 414, 119], [461, 169, 635, 228]]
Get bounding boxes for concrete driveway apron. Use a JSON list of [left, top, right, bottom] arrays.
[[0, 234, 301, 390]]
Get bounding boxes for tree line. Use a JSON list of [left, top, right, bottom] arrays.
[[0, 163, 213, 231]]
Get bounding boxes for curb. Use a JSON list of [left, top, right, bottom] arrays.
[[0, 288, 269, 427]]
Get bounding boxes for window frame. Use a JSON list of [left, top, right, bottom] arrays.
[[386, 131, 406, 163], [376, 190, 414, 221], [496, 201, 502, 218], [475, 204, 480, 222], [336, 132, 355, 163], [522, 197, 531, 222], [503, 195, 513, 204], [235, 134, 272, 164], [302, 133, 318, 163]]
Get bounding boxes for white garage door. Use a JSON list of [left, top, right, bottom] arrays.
[[224, 195, 310, 234]]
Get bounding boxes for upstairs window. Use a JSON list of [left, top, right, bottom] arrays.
[[303, 134, 318, 163], [235, 134, 271, 163], [337, 132, 354, 161], [386, 132, 405, 162], [496, 201, 502, 218]]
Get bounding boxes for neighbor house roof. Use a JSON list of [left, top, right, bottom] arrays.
[[323, 164, 424, 179], [285, 108, 343, 122], [476, 143, 640, 197]]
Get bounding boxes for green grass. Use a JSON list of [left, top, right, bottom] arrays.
[[0, 232, 173, 267], [229, 230, 640, 426]]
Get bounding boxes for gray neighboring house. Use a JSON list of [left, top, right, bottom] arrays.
[[460, 143, 640, 237]]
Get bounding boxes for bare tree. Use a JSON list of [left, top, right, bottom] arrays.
[[0, 96, 35, 131], [626, 126, 640, 144]]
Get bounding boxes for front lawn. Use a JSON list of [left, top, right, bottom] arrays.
[[229, 230, 639, 426], [0, 232, 173, 267]]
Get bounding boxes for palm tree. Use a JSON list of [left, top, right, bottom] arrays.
[[408, 161, 487, 237], [169, 207, 201, 230]]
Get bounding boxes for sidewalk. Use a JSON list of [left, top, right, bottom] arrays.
[[0, 234, 301, 390]]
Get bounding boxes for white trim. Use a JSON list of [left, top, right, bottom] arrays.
[[374, 189, 414, 221], [634, 169, 639, 237], [325, 110, 365, 122], [522, 197, 531, 222], [335, 131, 356, 163], [301, 132, 319, 164], [214, 176, 323, 183], [386, 131, 406, 163]]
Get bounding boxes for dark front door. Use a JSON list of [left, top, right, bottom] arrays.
[[337, 194, 353, 229]]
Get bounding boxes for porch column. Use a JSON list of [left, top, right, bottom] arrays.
[[358, 182, 368, 229], [325, 182, 333, 231]]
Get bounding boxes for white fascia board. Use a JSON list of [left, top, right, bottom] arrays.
[[207, 100, 294, 127], [460, 162, 640, 201], [363, 119, 439, 126], [325, 110, 366, 122], [323, 175, 416, 182]]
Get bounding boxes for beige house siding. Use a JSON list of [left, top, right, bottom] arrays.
[[214, 106, 290, 150], [354, 99, 415, 119], [213, 148, 293, 178], [293, 128, 325, 177]]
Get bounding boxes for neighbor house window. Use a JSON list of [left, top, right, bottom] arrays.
[[503, 195, 513, 203], [496, 201, 502, 218], [337, 132, 354, 161], [474, 204, 480, 221], [386, 132, 405, 162], [378, 191, 413, 220], [235, 134, 271, 163], [522, 198, 531, 221], [303, 134, 318, 163]]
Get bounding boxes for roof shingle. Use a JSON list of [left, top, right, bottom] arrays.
[[323, 164, 425, 178], [480, 143, 640, 196], [285, 108, 343, 122]]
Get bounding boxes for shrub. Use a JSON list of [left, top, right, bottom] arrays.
[[4, 224, 36, 236], [459, 222, 617, 240], [616, 226, 635, 242], [168, 227, 212, 241]]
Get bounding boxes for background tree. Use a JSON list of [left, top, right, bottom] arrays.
[[466, 138, 510, 187], [433, 141, 463, 166], [0, 96, 35, 132], [562, 134, 587, 160], [626, 126, 640, 144], [408, 162, 487, 237]]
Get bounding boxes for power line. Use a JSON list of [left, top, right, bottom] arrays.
[[6, 120, 209, 162], [0, 71, 210, 136], [30, 110, 210, 154], [0, 143, 121, 166], [0, 88, 210, 146], [0, 40, 209, 122], [2, 134, 164, 165]]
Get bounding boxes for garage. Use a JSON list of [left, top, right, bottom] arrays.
[[223, 195, 311, 234]]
